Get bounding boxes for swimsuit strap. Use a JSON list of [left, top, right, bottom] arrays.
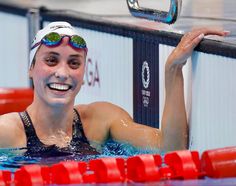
[[19, 111, 43, 147], [71, 108, 90, 144], [19, 109, 90, 148], [19, 109, 98, 156]]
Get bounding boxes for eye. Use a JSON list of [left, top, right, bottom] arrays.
[[68, 59, 81, 69], [44, 55, 58, 66]]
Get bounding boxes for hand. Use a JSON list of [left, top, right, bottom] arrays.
[[167, 28, 229, 67]]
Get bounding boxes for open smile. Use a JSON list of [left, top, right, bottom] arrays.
[[47, 83, 72, 91]]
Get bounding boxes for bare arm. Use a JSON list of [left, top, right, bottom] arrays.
[[79, 102, 161, 149], [0, 113, 25, 148], [109, 113, 161, 149], [82, 28, 228, 152], [161, 28, 229, 151]]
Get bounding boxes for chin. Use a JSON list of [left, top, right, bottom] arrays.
[[47, 97, 74, 108]]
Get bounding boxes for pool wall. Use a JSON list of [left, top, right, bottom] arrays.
[[0, 1, 236, 153]]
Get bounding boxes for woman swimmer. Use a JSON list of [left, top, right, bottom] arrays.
[[0, 22, 229, 155]]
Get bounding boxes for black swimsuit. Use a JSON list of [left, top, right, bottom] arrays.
[[18, 109, 99, 157]]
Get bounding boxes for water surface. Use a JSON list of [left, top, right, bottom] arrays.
[[0, 139, 159, 172]]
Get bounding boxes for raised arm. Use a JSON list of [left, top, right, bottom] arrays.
[[161, 28, 229, 151], [83, 28, 228, 152]]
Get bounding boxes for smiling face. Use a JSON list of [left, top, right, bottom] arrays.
[[29, 37, 86, 107]]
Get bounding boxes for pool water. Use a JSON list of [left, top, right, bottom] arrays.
[[1, 140, 236, 186], [0, 139, 159, 172]]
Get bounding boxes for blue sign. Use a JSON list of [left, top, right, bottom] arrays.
[[133, 37, 159, 128]]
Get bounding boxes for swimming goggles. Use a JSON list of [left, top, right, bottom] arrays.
[[31, 32, 87, 52]]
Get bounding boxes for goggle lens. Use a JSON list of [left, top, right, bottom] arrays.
[[70, 35, 86, 48], [32, 32, 87, 51], [42, 32, 61, 46]]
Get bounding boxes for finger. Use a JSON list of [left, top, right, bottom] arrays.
[[181, 31, 201, 43], [183, 28, 228, 42], [193, 28, 229, 38], [223, 30, 231, 36], [190, 33, 205, 49], [181, 32, 204, 50], [202, 29, 229, 37]]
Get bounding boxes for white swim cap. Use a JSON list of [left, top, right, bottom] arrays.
[[29, 21, 85, 67]]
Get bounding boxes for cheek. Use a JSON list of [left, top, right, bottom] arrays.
[[33, 69, 44, 80], [72, 67, 85, 87], [31, 66, 52, 85]]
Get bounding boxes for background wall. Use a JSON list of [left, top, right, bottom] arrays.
[[74, 27, 133, 115], [0, 12, 29, 87]]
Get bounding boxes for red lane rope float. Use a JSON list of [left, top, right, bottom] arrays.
[[201, 146, 236, 178], [0, 88, 33, 99], [14, 164, 44, 186], [0, 170, 11, 185], [89, 157, 125, 183], [127, 154, 162, 182], [0, 88, 33, 115], [159, 166, 174, 179], [164, 150, 200, 179], [51, 161, 86, 184], [0, 147, 236, 185]]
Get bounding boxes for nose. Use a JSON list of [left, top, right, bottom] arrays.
[[54, 62, 70, 81]]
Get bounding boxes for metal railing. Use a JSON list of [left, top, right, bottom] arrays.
[[127, 0, 182, 24]]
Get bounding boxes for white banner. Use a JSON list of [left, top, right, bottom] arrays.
[[0, 12, 29, 87], [190, 52, 236, 152], [74, 27, 133, 116]]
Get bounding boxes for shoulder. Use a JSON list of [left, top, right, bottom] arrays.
[[0, 112, 25, 148], [75, 101, 132, 121], [74, 102, 133, 144], [0, 112, 20, 126]]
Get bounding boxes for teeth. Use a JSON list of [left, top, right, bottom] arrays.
[[48, 83, 70, 91]]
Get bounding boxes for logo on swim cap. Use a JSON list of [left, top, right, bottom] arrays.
[[142, 61, 150, 89], [50, 25, 72, 31]]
